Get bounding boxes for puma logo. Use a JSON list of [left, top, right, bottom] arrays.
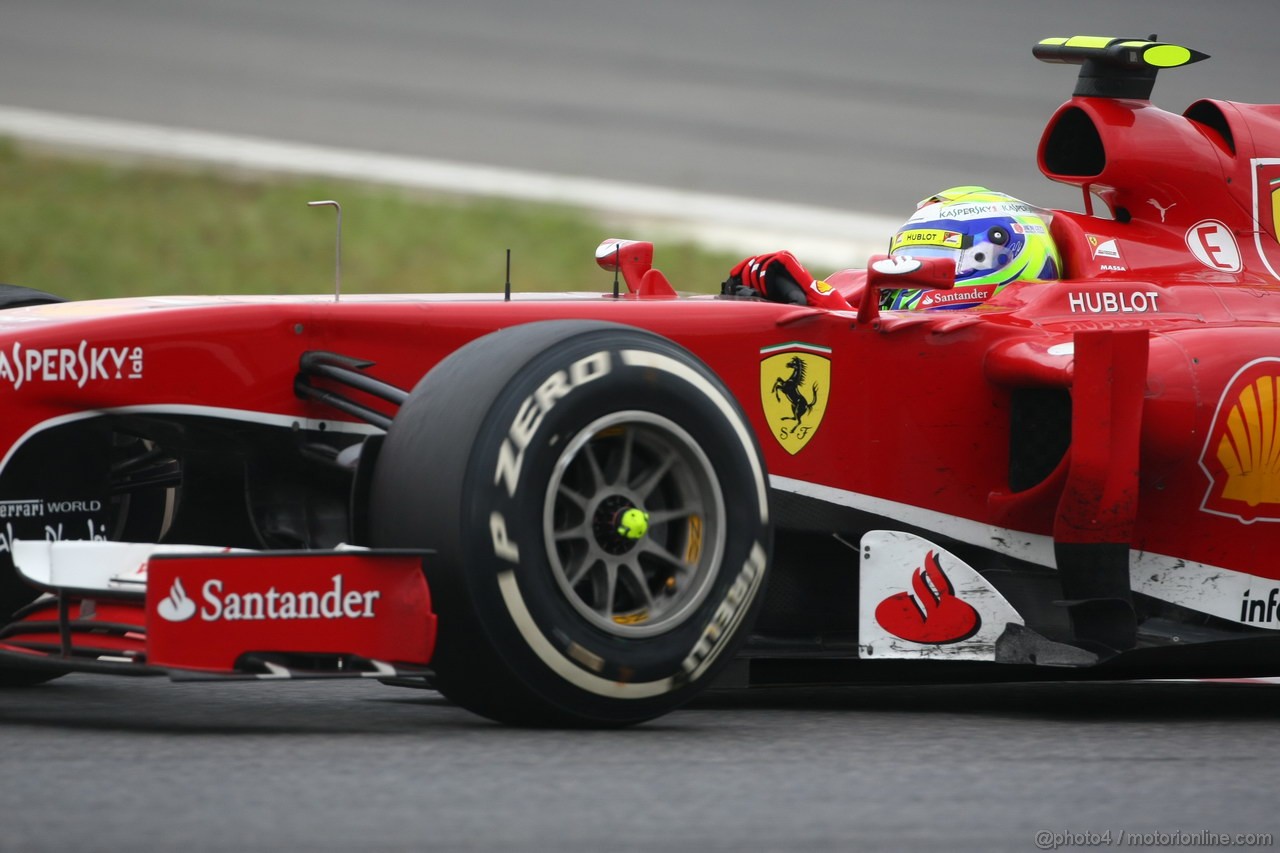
[[1148, 198, 1177, 222]]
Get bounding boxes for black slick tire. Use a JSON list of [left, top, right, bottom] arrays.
[[369, 321, 771, 726]]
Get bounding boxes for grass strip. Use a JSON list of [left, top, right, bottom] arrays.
[[0, 139, 740, 300]]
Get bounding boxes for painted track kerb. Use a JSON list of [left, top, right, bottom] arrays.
[[0, 104, 896, 272]]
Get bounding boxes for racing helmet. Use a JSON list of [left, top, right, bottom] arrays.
[[880, 187, 1061, 310]]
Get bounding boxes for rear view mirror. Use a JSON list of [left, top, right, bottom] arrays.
[[593, 239, 676, 298], [595, 239, 654, 290], [858, 254, 956, 324]]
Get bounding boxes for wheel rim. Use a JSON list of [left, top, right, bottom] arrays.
[[543, 411, 726, 638]]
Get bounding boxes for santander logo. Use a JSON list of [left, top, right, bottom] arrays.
[[157, 578, 197, 622], [155, 573, 380, 623], [874, 551, 981, 644]]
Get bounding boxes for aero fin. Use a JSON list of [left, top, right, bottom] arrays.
[[1033, 35, 1209, 100]]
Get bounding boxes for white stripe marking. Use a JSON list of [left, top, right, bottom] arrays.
[[622, 349, 768, 522], [770, 474, 1056, 566], [772, 474, 1280, 628], [0, 404, 380, 476], [0, 104, 897, 270], [497, 569, 675, 699]]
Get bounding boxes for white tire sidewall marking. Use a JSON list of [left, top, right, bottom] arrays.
[[619, 349, 769, 523], [494, 345, 770, 699]]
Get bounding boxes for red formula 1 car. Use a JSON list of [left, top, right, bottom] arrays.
[[2, 36, 1280, 726]]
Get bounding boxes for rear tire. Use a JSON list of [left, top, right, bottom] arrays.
[[0, 284, 65, 309], [369, 321, 771, 726]]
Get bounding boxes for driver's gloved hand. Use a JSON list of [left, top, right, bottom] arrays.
[[722, 251, 854, 310], [722, 251, 811, 305]]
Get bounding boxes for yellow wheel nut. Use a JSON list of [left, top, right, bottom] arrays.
[[617, 508, 649, 540]]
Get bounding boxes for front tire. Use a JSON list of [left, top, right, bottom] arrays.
[[369, 321, 771, 726], [0, 284, 67, 687]]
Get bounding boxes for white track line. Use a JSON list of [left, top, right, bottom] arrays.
[[0, 104, 897, 271]]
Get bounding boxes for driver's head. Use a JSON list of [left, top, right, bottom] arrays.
[[881, 187, 1061, 310]]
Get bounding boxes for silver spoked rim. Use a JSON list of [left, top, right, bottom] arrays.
[[543, 411, 727, 638]]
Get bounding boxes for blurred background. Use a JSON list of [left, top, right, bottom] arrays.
[[0, 0, 1274, 293]]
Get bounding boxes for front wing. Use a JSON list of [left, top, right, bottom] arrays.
[[0, 543, 436, 680]]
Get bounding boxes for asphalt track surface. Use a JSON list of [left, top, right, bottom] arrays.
[[3, 675, 1280, 852], [3, 3, 1280, 851]]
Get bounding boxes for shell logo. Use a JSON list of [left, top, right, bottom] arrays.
[[1200, 358, 1280, 522]]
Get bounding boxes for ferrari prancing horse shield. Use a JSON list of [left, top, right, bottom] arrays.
[[759, 343, 831, 455], [1254, 158, 1280, 282]]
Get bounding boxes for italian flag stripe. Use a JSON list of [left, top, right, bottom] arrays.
[[759, 342, 833, 356]]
